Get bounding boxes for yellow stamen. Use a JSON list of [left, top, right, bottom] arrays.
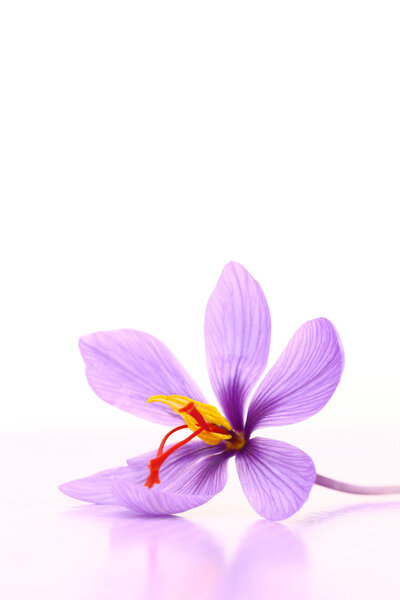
[[148, 395, 232, 445]]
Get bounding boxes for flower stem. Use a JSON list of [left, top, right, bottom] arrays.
[[315, 474, 400, 495]]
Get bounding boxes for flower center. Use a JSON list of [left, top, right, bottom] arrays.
[[226, 430, 246, 451], [145, 395, 239, 488]]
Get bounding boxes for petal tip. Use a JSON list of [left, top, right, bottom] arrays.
[[222, 260, 252, 278], [78, 333, 95, 353], [58, 481, 76, 499], [312, 317, 345, 368]]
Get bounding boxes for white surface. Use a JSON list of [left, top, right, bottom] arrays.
[[1, 428, 400, 599], [1, 3, 400, 599]]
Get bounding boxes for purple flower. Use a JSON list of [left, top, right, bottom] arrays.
[[60, 262, 344, 520]]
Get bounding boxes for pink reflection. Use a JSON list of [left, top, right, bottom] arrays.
[[105, 515, 224, 600], [60, 507, 309, 599], [217, 521, 308, 600], [301, 499, 400, 524], [97, 513, 308, 600]]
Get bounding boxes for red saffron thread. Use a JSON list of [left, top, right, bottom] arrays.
[[145, 401, 231, 488], [156, 424, 189, 456], [178, 401, 228, 435], [145, 427, 203, 488]]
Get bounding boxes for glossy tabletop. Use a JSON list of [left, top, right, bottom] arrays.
[[2, 428, 399, 600]]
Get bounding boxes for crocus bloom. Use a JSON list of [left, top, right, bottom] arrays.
[[60, 262, 397, 520]]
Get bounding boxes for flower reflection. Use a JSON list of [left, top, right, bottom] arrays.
[[103, 515, 308, 600], [107, 516, 224, 600], [218, 521, 309, 600]]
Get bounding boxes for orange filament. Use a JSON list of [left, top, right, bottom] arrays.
[[145, 401, 231, 489]]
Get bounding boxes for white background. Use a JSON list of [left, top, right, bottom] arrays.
[[1, 4, 400, 599], [1, 1, 399, 435]]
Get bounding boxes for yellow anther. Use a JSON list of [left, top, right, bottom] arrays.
[[148, 395, 232, 445]]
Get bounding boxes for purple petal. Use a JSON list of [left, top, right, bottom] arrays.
[[59, 465, 134, 505], [111, 481, 214, 516], [235, 437, 316, 520], [60, 441, 231, 516], [58, 446, 159, 505], [204, 262, 271, 431], [245, 318, 344, 434], [114, 442, 230, 516], [79, 329, 207, 426]]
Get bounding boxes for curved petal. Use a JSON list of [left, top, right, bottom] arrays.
[[59, 441, 231, 516], [245, 318, 344, 434], [235, 437, 316, 520], [204, 262, 271, 431], [79, 329, 207, 426], [114, 442, 231, 516], [111, 480, 213, 516], [59, 465, 133, 505]]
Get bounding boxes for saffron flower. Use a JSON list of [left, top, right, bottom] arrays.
[[60, 262, 399, 520]]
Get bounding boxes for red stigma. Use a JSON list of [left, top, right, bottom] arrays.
[[178, 402, 228, 435], [145, 402, 229, 489], [145, 426, 202, 488]]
